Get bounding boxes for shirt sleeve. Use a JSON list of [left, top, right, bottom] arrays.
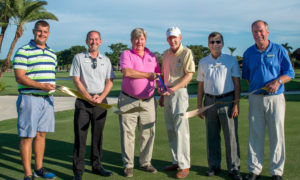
[[183, 49, 195, 73], [69, 54, 81, 77], [106, 58, 116, 79], [12, 48, 28, 70], [242, 51, 249, 80], [279, 47, 295, 78], [231, 57, 241, 78], [196, 60, 205, 82], [120, 50, 132, 70]]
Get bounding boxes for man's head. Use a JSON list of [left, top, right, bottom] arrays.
[[130, 28, 147, 52], [251, 20, 269, 50], [166, 27, 182, 53], [33, 20, 50, 47], [86, 30, 102, 52], [208, 32, 224, 59]]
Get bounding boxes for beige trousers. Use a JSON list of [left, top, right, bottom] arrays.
[[164, 88, 191, 169], [248, 94, 286, 176], [118, 93, 156, 168]]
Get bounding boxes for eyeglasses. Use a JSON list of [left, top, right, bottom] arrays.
[[92, 58, 97, 69], [209, 40, 222, 44]]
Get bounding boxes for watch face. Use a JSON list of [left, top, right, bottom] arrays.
[[278, 79, 283, 84]]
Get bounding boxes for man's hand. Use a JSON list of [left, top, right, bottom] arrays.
[[197, 105, 204, 119], [162, 88, 174, 96], [266, 79, 280, 93], [231, 103, 239, 118], [93, 95, 104, 104], [40, 83, 56, 92]]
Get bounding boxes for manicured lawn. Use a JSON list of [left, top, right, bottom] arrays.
[[0, 96, 300, 179]]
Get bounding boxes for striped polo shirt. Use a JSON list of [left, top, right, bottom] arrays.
[[12, 40, 57, 95]]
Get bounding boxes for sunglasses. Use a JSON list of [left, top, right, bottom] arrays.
[[209, 40, 222, 44], [92, 58, 97, 69]]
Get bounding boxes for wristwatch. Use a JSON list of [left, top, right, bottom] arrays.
[[278, 78, 283, 85]]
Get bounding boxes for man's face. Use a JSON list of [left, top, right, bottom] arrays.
[[252, 22, 269, 47], [86, 32, 102, 52], [208, 35, 223, 57], [33, 25, 49, 46], [167, 35, 182, 52], [131, 34, 146, 52]]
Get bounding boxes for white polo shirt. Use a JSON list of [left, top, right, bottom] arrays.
[[197, 53, 240, 95]]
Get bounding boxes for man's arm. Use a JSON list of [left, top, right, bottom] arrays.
[[72, 77, 95, 104], [197, 81, 205, 119], [14, 69, 55, 92], [94, 78, 113, 104], [266, 75, 291, 93], [232, 77, 241, 118], [163, 72, 194, 95], [122, 68, 157, 80]]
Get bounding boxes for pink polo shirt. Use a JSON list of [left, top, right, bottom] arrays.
[[120, 48, 160, 99]]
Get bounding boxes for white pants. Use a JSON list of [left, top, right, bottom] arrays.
[[164, 88, 190, 169], [248, 94, 286, 176]]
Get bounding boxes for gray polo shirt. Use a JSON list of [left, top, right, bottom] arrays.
[[70, 51, 115, 94]]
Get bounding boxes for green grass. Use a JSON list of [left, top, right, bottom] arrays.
[[0, 96, 300, 179], [1, 69, 300, 96]]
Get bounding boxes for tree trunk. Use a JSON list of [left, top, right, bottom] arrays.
[[0, 25, 23, 80], [0, 25, 8, 53]]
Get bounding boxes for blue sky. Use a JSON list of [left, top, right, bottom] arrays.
[[1, 0, 300, 59]]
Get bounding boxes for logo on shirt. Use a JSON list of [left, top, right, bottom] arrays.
[[267, 54, 275, 58], [147, 58, 152, 62]]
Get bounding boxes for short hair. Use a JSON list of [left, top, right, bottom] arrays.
[[208, 32, 224, 43], [34, 20, 49, 30], [131, 28, 147, 41], [86, 30, 101, 41], [251, 20, 269, 31]]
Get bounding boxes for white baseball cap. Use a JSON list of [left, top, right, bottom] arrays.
[[166, 27, 181, 38]]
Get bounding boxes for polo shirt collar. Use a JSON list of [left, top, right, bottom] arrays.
[[169, 44, 183, 56], [84, 51, 102, 59], [254, 40, 272, 53], [209, 53, 224, 60], [29, 40, 50, 50]]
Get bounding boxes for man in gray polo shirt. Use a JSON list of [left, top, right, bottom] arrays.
[[70, 30, 115, 180]]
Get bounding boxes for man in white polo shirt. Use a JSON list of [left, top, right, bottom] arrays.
[[197, 32, 242, 180]]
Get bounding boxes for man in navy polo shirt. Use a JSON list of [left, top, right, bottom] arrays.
[[242, 20, 294, 180]]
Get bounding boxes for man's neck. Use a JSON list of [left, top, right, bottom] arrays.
[[89, 50, 99, 58], [256, 40, 269, 52], [211, 52, 221, 60]]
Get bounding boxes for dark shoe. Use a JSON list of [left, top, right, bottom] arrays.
[[139, 165, 157, 173], [206, 167, 221, 176], [245, 172, 260, 180], [176, 168, 189, 179], [92, 167, 112, 177], [24, 175, 34, 180], [73, 174, 82, 180], [164, 164, 179, 171], [229, 170, 242, 180], [272, 175, 283, 180], [33, 167, 56, 179], [124, 168, 133, 177]]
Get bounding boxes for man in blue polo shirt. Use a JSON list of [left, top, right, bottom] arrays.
[[13, 20, 57, 180], [242, 20, 295, 180]]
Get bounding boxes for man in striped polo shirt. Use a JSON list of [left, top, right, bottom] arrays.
[[13, 20, 57, 180]]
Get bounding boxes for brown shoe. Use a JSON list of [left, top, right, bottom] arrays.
[[139, 165, 158, 173], [164, 164, 179, 171], [176, 168, 189, 179], [124, 168, 133, 177]]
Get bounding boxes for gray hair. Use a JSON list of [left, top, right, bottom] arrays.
[[208, 32, 224, 43], [131, 28, 147, 41], [86, 30, 101, 41], [251, 20, 269, 31]]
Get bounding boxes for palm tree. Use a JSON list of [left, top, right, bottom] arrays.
[[0, 0, 58, 79], [0, 0, 16, 52], [228, 47, 236, 56], [281, 42, 293, 55]]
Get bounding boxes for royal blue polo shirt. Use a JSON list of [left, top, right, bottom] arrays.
[[242, 40, 295, 95]]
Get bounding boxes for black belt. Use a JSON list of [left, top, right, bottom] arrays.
[[122, 91, 153, 101], [205, 91, 234, 99], [89, 93, 102, 96], [22, 93, 50, 98]]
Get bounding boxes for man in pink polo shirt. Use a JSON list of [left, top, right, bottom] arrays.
[[118, 28, 160, 178]]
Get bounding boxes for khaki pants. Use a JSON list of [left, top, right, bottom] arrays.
[[164, 88, 190, 169], [118, 93, 156, 168], [248, 94, 286, 176]]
